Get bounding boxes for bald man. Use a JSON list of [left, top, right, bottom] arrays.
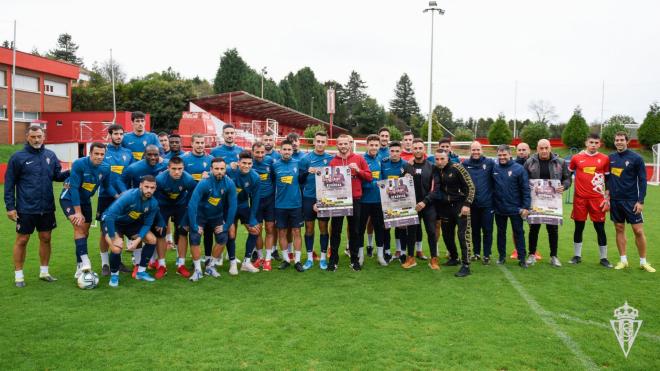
[[523, 139, 571, 267], [515, 142, 531, 166]]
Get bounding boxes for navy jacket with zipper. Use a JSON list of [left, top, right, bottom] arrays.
[[492, 159, 531, 215], [4, 144, 70, 214], [463, 156, 495, 209]]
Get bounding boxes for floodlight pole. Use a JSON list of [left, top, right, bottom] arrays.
[[261, 67, 267, 98], [110, 49, 116, 124], [11, 20, 16, 144], [424, 2, 445, 154]]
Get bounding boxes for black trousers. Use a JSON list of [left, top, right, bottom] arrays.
[[418, 206, 438, 257], [470, 206, 494, 257], [330, 202, 362, 266], [440, 202, 471, 265], [358, 202, 385, 248], [528, 223, 559, 257]]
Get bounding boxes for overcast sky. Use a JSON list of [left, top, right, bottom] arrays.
[[3, 0, 659, 124]]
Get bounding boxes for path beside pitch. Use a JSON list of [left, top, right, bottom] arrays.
[[498, 265, 599, 371]]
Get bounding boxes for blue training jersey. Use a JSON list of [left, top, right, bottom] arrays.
[[266, 150, 281, 161], [298, 151, 334, 199], [182, 152, 213, 182], [380, 158, 407, 180], [377, 147, 390, 161], [608, 149, 647, 203], [210, 144, 244, 165], [228, 168, 261, 225], [155, 170, 198, 207], [122, 132, 162, 161], [187, 175, 237, 231], [271, 158, 303, 209], [61, 157, 117, 206], [102, 188, 159, 239], [100, 144, 133, 197], [252, 156, 275, 198], [361, 152, 382, 203], [121, 159, 168, 189]]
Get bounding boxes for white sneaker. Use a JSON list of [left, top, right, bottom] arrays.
[[189, 270, 204, 282], [229, 261, 239, 276], [204, 266, 221, 278], [359, 251, 365, 266], [216, 257, 224, 267], [241, 261, 259, 273], [74, 266, 83, 279], [550, 256, 562, 267], [526, 255, 537, 265], [377, 255, 388, 266]]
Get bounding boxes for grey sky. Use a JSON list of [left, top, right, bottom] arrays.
[[3, 0, 659, 124]]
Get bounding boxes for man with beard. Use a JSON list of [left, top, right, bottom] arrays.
[[211, 124, 244, 169], [122, 111, 161, 161]]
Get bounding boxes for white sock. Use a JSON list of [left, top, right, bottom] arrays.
[[295, 251, 301, 263], [599, 246, 607, 260], [367, 234, 373, 247], [15, 270, 24, 280], [134, 249, 143, 265], [152, 249, 158, 260], [100, 252, 109, 266], [416, 241, 423, 252], [81, 254, 91, 267], [266, 248, 272, 260], [158, 258, 166, 267], [287, 243, 293, 253], [138, 266, 146, 273], [620, 255, 628, 263], [573, 242, 582, 257], [40, 266, 49, 274], [358, 247, 364, 259], [176, 257, 185, 267], [257, 249, 263, 259], [640, 257, 647, 265], [321, 252, 327, 260], [395, 239, 401, 252], [193, 259, 201, 271], [166, 233, 173, 243], [284, 251, 291, 263], [244, 257, 251, 264], [377, 246, 384, 257], [204, 255, 211, 261]]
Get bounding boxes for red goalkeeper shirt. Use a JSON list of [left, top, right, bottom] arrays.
[[568, 151, 610, 199]]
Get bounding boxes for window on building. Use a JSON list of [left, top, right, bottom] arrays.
[[14, 74, 39, 92], [44, 80, 67, 97], [0, 70, 6, 87], [1, 108, 7, 119], [14, 111, 39, 122]]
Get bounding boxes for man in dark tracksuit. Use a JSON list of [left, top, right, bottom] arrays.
[[523, 139, 571, 267], [492, 144, 531, 268], [433, 151, 475, 277], [4, 126, 70, 287], [402, 139, 438, 269], [463, 141, 496, 264]]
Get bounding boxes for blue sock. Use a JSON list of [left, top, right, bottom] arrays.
[[245, 234, 257, 259], [140, 243, 156, 268], [227, 239, 236, 260], [110, 252, 121, 273], [320, 234, 329, 253], [74, 238, 87, 263], [305, 234, 314, 254]]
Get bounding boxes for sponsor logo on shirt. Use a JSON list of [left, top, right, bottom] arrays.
[[192, 173, 203, 181], [372, 171, 380, 179], [168, 193, 179, 199], [81, 182, 96, 192], [583, 166, 596, 175], [207, 197, 220, 206], [132, 152, 144, 160], [128, 211, 142, 219], [611, 167, 623, 177], [280, 175, 293, 184], [259, 173, 269, 181]]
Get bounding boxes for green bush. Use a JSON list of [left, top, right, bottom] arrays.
[[638, 103, 660, 148], [386, 125, 403, 141], [453, 127, 474, 142], [303, 124, 327, 139], [520, 123, 550, 148], [488, 115, 512, 145], [562, 108, 590, 149], [419, 119, 443, 142], [601, 122, 629, 149]]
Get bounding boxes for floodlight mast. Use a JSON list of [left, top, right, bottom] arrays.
[[423, 2, 445, 154]]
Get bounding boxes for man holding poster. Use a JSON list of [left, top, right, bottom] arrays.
[[326, 135, 372, 271], [524, 139, 571, 267]]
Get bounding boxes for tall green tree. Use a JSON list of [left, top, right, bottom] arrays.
[[431, 105, 454, 136], [488, 114, 513, 145], [638, 103, 660, 148], [213, 48, 257, 94], [353, 98, 386, 135], [562, 107, 590, 149], [520, 123, 550, 147], [344, 71, 368, 128], [389, 73, 420, 128], [47, 33, 84, 66]]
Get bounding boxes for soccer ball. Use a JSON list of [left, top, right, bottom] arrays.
[[77, 271, 99, 289]]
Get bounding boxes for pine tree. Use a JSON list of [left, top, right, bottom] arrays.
[[562, 107, 590, 149], [488, 114, 513, 145], [389, 73, 420, 128], [47, 33, 84, 66], [638, 103, 660, 148]]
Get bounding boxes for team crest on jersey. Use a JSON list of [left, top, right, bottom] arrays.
[[244, 182, 250, 187], [99, 174, 103, 180], [142, 140, 147, 146], [46, 157, 51, 165], [122, 155, 127, 161], [293, 167, 298, 173], [221, 189, 225, 195], [145, 207, 149, 212], [483, 164, 487, 170], [625, 160, 630, 167], [508, 170, 512, 176], [323, 159, 328, 164], [400, 168, 405, 174], [179, 186, 183, 191], [203, 162, 207, 168]]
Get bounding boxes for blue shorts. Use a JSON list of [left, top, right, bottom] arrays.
[[610, 200, 644, 224], [60, 199, 93, 224], [96, 196, 115, 221], [102, 221, 162, 239], [234, 206, 251, 226], [188, 217, 228, 246], [256, 194, 275, 223], [275, 208, 304, 229], [159, 206, 187, 227], [15, 212, 57, 234], [303, 197, 329, 222]]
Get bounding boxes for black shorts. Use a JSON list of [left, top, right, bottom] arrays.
[[96, 196, 115, 221], [159, 206, 187, 228], [189, 217, 228, 246], [256, 194, 275, 223], [275, 208, 304, 229], [16, 212, 57, 234], [303, 197, 329, 222], [60, 199, 93, 224], [610, 200, 644, 224], [234, 206, 251, 226]]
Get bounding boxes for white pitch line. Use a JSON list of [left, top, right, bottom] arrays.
[[498, 266, 599, 371], [555, 312, 660, 343]]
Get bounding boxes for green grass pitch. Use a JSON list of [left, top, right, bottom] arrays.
[[0, 184, 658, 370]]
